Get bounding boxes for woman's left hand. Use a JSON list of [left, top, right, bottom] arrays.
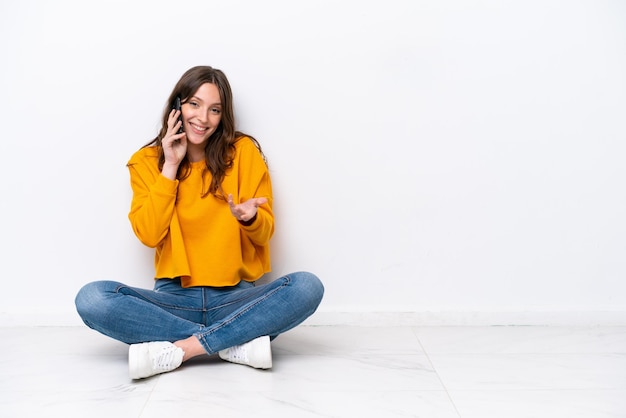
[[228, 194, 268, 222]]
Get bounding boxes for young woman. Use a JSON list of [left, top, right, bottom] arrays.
[[75, 66, 324, 379]]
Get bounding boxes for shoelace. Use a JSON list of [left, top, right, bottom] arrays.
[[225, 344, 248, 362], [153, 346, 180, 371]]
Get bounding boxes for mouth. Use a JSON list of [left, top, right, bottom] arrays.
[[189, 123, 209, 135]]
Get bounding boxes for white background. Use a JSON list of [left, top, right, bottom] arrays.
[[1, 0, 625, 325]]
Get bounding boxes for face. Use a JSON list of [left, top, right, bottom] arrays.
[[181, 82, 222, 148]]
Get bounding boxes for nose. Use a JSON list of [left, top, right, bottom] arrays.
[[200, 106, 214, 123], [196, 109, 208, 123]]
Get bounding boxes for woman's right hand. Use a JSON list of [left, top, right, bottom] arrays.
[[161, 108, 187, 179]]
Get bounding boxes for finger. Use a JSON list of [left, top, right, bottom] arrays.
[[168, 109, 178, 124], [164, 133, 183, 147], [167, 110, 181, 129], [255, 197, 268, 206], [170, 133, 186, 148]]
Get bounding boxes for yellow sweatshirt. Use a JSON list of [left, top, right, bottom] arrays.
[[127, 137, 274, 287]]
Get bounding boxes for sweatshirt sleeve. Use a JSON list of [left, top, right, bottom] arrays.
[[236, 139, 275, 246], [127, 149, 179, 248]]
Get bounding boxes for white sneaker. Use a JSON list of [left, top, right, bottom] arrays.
[[129, 341, 184, 379], [218, 336, 272, 369]]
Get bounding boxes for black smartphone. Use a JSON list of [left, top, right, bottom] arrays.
[[173, 97, 184, 134]]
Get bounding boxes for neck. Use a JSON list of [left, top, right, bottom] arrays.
[[187, 144, 205, 163]]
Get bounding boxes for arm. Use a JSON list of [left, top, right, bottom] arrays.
[[128, 109, 187, 247], [127, 155, 178, 248], [228, 138, 275, 246]]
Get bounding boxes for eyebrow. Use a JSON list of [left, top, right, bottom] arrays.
[[189, 96, 221, 106]]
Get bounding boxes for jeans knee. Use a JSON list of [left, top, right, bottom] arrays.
[[75, 281, 113, 322], [75, 282, 95, 319], [290, 271, 324, 308]]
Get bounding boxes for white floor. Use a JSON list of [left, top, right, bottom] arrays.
[[1, 325, 625, 417]]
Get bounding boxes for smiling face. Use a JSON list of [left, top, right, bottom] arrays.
[[181, 82, 222, 160]]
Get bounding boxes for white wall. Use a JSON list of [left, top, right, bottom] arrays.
[[1, 0, 625, 326]]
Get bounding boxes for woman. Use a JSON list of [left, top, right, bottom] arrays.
[[75, 66, 324, 380]]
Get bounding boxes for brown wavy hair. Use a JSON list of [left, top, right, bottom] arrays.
[[145, 66, 265, 198]]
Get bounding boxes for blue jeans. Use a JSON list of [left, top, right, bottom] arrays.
[[75, 272, 324, 354]]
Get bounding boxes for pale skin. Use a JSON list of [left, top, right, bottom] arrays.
[[161, 82, 267, 361]]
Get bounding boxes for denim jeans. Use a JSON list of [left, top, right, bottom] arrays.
[[75, 271, 324, 354]]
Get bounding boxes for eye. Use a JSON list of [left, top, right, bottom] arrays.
[[211, 107, 221, 114], [189, 101, 199, 108]]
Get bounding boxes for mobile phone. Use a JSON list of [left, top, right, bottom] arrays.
[[173, 96, 184, 134]]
